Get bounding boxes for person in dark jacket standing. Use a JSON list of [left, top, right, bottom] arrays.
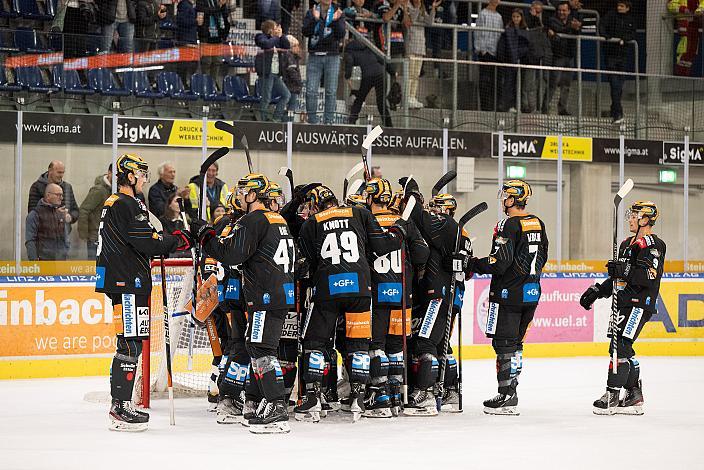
[[281, 35, 303, 116], [523, 1, 552, 113], [28, 160, 79, 227], [545, 1, 580, 115], [255, 20, 292, 121], [344, 35, 393, 127], [197, 0, 230, 85], [302, 0, 346, 125], [148, 161, 190, 218], [498, 9, 529, 112], [177, 0, 199, 86], [25, 184, 71, 261], [98, 0, 138, 52], [78, 166, 112, 259], [600, 0, 635, 125], [135, 0, 167, 52]]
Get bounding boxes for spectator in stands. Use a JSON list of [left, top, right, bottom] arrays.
[[97, 0, 137, 53], [406, 0, 441, 109], [78, 165, 112, 259], [255, 20, 292, 122], [148, 161, 191, 218], [371, 166, 383, 178], [475, 0, 503, 111], [62, 0, 97, 58], [28, 161, 79, 229], [159, 193, 186, 235], [257, 0, 281, 28], [302, 0, 346, 125], [546, 1, 580, 115], [567, 0, 595, 32], [282, 35, 303, 116], [187, 162, 229, 222], [281, 0, 300, 34], [25, 184, 70, 261], [523, 1, 552, 113], [135, 0, 167, 52], [497, 8, 529, 112], [600, 0, 635, 125], [212, 204, 227, 220], [176, 0, 199, 86], [197, 0, 230, 86]]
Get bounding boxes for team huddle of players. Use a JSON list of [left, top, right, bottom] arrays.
[[96, 154, 666, 434]]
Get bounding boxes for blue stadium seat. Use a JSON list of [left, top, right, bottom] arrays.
[[15, 66, 58, 92], [223, 75, 260, 104], [87, 68, 130, 96], [16, 0, 53, 20], [254, 78, 282, 105], [190, 73, 227, 102], [122, 70, 165, 98], [15, 27, 51, 53], [156, 71, 198, 100], [0, 0, 19, 17], [52, 65, 94, 95], [0, 30, 19, 52], [0, 66, 21, 92]]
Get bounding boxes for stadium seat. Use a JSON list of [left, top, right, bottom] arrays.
[[122, 70, 165, 98], [0, 65, 21, 91], [254, 78, 282, 105], [17, 0, 54, 20], [223, 75, 260, 104], [87, 68, 130, 96], [156, 71, 198, 100], [0, 30, 19, 52], [15, 66, 58, 92], [0, 0, 19, 17], [52, 65, 94, 95], [190, 73, 227, 102], [15, 27, 51, 53]]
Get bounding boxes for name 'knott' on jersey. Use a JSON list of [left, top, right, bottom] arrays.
[[203, 209, 295, 312], [299, 205, 402, 302], [474, 215, 549, 305]]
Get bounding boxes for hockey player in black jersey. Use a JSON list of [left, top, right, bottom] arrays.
[[295, 185, 406, 422], [364, 178, 429, 418], [466, 180, 548, 415], [403, 184, 464, 416], [194, 174, 296, 434], [580, 201, 665, 415], [95, 154, 192, 432]]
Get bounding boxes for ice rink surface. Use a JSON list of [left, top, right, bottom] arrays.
[[1, 357, 701, 470]]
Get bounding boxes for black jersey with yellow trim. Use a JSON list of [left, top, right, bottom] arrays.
[[95, 192, 179, 295], [299, 205, 402, 302], [202, 209, 295, 312], [474, 214, 549, 305]]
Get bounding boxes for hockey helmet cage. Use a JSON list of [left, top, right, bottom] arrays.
[[627, 200, 659, 225], [430, 193, 457, 213]]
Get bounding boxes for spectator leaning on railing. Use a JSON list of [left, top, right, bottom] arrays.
[[28, 160, 79, 228], [135, 0, 168, 52], [523, 1, 552, 114], [26, 184, 71, 261], [78, 165, 113, 259], [176, 0, 199, 86], [474, 0, 503, 112], [302, 0, 345, 125], [255, 20, 292, 122], [374, 0, 411, 77], [600, 0, 635, 125], [546, 1, 580, 115], [197, 0, 230, 86]]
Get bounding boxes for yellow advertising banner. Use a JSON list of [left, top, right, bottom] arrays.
[[541, 136, 593, 161], [0, 261, 96, 276], [0, 283, 115, 357], [167, 120, 234, 147], [542, 260, 704, 273], [640, 280, 704, 339]]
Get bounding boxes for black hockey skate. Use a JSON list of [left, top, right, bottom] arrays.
[[109, 399, 149, 432], [362, 385, 392, 418], [593, 389, 620, 415], [616, 381, 644, 415], [389, 382, 403, 417], [248, 400, 291, 434], [294, 387, 322, 423], [441, 387, 462, 413], [241, 399, 262, 427], [483, 393, 519, 415], [403, 387, 438, 417], [324, 387, 341, 412], [349, 383, 365, 422], [216, 394, 244, 424]]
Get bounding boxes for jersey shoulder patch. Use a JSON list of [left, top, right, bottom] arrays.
[[315, 207, 353, 223], [519, 216, 542, 232], [635, 235, 655, 249], [264, 211, 286, 225], [104, 194, 119, 207]]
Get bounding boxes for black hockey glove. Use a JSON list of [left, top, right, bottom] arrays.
[[389, 219, 409, 239], [190, 219, 216, 246], [172, 230, 194, 252], [443, 253, 467, 274], [398, 177, 423, 205], [606, 260, 630, 279], [579, 284, 601, 310]]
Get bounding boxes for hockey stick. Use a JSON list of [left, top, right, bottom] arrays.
[[361, 125, 383, 180], [278, 166, 294, 202], [159, 256, 176, 425], [214, 121, 253, 173], [436, 201, 489, 411], [347, 179, 364, 198], [609, 179, 634, 378], [398, 194, 416, 406], [431, 170, 457, 197], [343, 162, 365, 200]]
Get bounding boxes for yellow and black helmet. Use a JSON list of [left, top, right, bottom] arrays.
[[307, 184, 337, 208], [225, 191, 243, 214], [116, 154, 150, 181], [364, 177, 393, 205], [265, 182, 285, 208], [499, 179, 532, 206], [388, 191, 403, 214], [627, 200, 658, 225], [430, 193, 457, 213], [236, 173, 270, 198], [345, 193, 368, 209]]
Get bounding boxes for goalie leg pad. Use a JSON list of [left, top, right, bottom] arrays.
[[348, 351, 371, 385], [369, 349, 389, 386]]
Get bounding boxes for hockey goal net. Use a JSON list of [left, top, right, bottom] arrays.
[[133, 258, 219, 407]]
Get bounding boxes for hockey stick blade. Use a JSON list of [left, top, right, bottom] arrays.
[[345, 161, 365, 182], [200, 146, 229, 175], [362, 125, 384, 152], [615, 178, 634, 204], [240, 135, 253, 173], [278, 167, 294, 200], [432, 170, 457, 197], [400, 195, 416, 221], [214, 121, 253, 173], [214, 120, 236, 135], [347, 178, 364, 197], [459, 202, 488, 229]]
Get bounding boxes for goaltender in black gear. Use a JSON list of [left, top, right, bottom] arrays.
[[95, 154, 192, 432]]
